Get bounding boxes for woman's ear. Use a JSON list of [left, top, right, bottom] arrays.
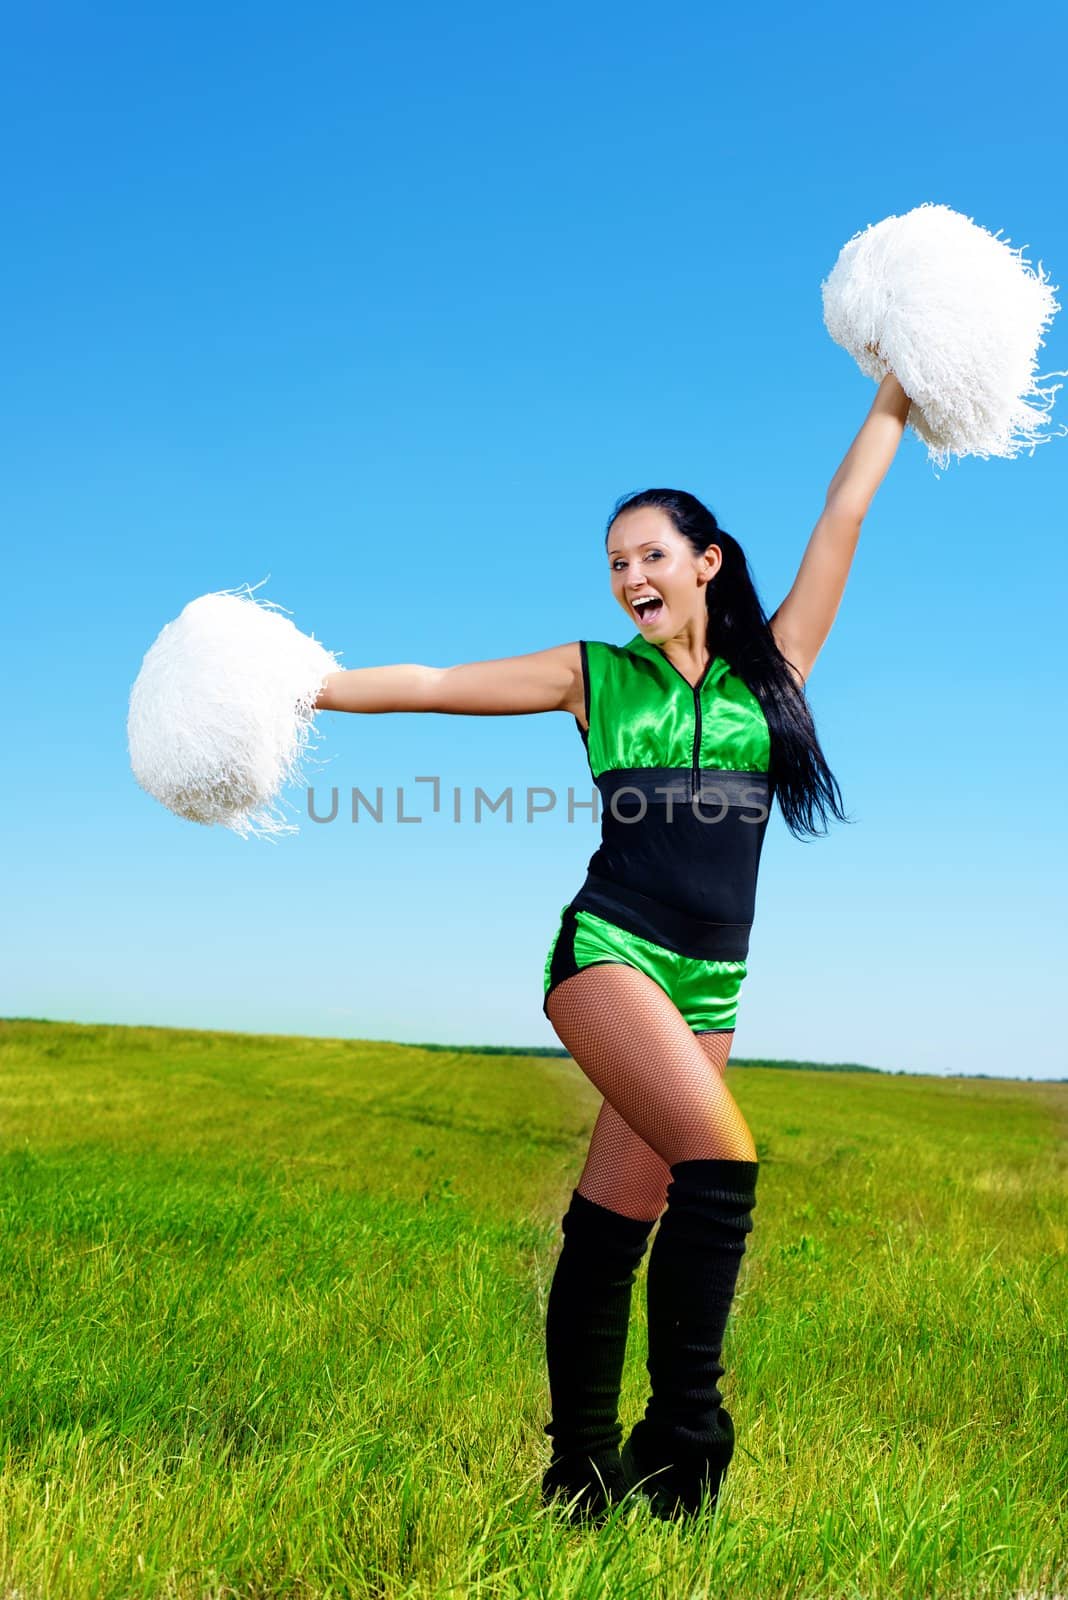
[[698, 545, 722, 585]]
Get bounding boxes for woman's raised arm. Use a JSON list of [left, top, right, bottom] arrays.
[[768, 373, 911, 682], [314, 640, 585, 720]]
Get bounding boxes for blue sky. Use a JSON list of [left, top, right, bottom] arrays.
[[2, 2, 1066, 1080]]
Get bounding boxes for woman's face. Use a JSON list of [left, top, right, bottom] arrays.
[[606, 508, 720, 640]]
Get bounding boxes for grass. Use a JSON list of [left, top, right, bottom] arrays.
[[0, 1016, 1064, 1599]]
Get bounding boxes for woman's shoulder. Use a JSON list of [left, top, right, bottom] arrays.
[[582, 636, 644, 660]]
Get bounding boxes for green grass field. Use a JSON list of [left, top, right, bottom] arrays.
[[0, 1017, 1064, 1599]]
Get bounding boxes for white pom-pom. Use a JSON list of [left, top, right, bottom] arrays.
[[822, 202, 1067, 468], [127, 582, 342, 839]]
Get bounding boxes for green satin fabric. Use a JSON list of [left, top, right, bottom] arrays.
[[542, 904, 747, 1030], [582, 635, 771, 778]]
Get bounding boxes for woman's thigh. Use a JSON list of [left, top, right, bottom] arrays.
[[574, 1029, 735, 1220], [546, 956, 753, 1170]]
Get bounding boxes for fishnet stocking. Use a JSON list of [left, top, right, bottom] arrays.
[[573, 1030, 733, 1222], [546, 963, 756, 1219]]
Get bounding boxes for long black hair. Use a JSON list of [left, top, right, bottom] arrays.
[[606, 488, 852, 841]]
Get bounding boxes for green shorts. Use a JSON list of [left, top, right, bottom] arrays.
[[542, 902, 747, 1033]]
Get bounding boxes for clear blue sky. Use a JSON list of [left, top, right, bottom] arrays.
[[3, 2, 1066, 1080]]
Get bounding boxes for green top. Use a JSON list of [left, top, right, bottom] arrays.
[[581, 634, 771, 780]]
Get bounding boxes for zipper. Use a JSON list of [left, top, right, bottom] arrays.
[[649, 643, 713, 802]]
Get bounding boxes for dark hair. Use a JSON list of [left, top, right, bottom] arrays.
[[606, 488, 852, 841]]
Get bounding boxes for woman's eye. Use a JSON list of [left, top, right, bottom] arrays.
[[612, 551, 663, 570]]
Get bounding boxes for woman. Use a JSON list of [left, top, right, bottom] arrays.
[[315, 373, 912, 1525]]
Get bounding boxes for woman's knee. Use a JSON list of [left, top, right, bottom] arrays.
[[575, 1098, 670, 1221]]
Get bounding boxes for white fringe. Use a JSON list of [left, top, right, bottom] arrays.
[[821, 202, 1067, 469], [127, 581, 342, 840]]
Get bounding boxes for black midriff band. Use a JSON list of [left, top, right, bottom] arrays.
[[569, 871, 752, 961]]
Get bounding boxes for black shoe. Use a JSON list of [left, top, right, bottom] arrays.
[[540, 1447, 631, 1526], [620, 1413, 735, 1520]]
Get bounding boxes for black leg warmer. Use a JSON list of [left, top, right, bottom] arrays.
[[622, 1157, 759, 1519], [541, 1189, 657, 1521]]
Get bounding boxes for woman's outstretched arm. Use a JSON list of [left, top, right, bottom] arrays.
[[769, 373, 911, 682], [314, 640, 585, 720]]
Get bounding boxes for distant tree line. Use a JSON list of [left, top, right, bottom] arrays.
[[407, 1042, 882, 1072], [403, 1043, 1067, 1081]]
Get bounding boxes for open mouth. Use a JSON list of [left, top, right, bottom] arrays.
[[632, 596, 665, 624]]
